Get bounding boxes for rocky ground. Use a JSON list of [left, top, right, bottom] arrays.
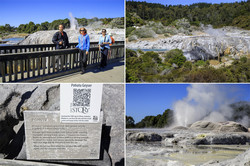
[[0, 84, 124, 166], [1, 33, 29, 39], [126, 121, 250, 166], [127, 26, 250, 61], [19, 28, 124, 45]]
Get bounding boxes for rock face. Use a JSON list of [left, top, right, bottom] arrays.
[[127, 27, 250, 61], [19, 29, 124, 45], [194, 133, 250, 145], [0, 84, 124, 166], [190, 121, 248, 132], [102, 84, 125, 166], [0, 84, 60, 155]]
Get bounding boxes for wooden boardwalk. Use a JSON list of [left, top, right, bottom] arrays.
[[0, 42, 124, 83], [41, 60, 124, 83]]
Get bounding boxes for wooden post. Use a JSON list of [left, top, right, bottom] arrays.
[[0, 62, 6, 82]]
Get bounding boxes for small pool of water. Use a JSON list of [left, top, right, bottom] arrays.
[[0, 37, 24, 46], [126, 142, 249, 166]]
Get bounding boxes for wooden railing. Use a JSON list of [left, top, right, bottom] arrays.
[[0, 42, 124, 82], [0, 41, 124, 54]]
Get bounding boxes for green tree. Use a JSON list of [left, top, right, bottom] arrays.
[[38, 21, 49, 31], [126, 116, 135, 128], [164, 49, 186, 67], [133, 109, 174, 128], [25, 21, 37, 33], [77, 18, 88, 26], [126, 1, 250, 30]]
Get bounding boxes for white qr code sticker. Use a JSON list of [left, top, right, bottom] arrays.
[[60, 83, 103, 123]]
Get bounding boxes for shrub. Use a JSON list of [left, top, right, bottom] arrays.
[[126, 27, 135, 37], [126, 49, 137, 58], [240, 56, 247, 63], [165, 27, 178, 35], [152, 27, 164, 34], [132, 27, 156, 38], [109, 17, 124, 29], [172, 18, 191, 29], [164, 49, 186, 67], [185, 67, 227, 82], [183, 61, 192, 71], [190, 21, 201, 27], [195, 60, 206, 67], [128, 35, 138, 42], [164, 33, 170, 37]]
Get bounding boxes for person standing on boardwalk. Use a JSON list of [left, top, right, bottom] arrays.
[[75, 27, 90, 74], [98, 29, 112, 70], [52, 24, 69, 70]]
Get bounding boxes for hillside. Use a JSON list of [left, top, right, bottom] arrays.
[[126, 1, 250, 29]]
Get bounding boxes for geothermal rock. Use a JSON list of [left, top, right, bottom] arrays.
[[19, 29, 124, 45], [190, 121, 248, 132], [161, 133, 175, 138], [171, 126, 188, 130], [126, 132, 162, 142], [190, 121, 220, 131], [193, 133, 250, 145], [127, 27, 250, 60], [127, 126, 250, 146], [219, 121, 249, 132]]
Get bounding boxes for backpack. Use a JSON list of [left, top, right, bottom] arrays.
[[111, 36, 115, 44]]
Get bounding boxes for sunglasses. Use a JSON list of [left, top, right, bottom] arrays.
[[80, 30, 85, 31]]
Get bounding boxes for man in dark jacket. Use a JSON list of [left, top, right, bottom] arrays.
[[52, 24, 69, 70]]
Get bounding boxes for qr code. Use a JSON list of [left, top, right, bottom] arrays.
[[73, 88, 91, 107], [93, 116, 98, 121]]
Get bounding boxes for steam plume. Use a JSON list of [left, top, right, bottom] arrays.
[[173, 84, 249, 127]]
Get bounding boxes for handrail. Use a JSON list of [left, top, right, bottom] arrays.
[[0, 44, 124, 82], [0, 41, 124, 54]]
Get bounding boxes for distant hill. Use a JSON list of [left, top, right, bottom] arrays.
[[126, 1, 250, 30]]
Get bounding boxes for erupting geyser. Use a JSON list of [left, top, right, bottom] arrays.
[[172, 84, 250, 128], [69, 12, 79, 30]]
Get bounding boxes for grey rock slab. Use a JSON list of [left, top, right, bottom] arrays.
[[0, 159, 65, 166], [102, 84, 124, 166], [24, 111, 103, 160], [190, 121, 248, 132]]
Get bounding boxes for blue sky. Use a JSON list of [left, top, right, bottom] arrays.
[[126, 84, 250, 123], [128, 0, 247, 6], [0, 0, 124, 27]]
